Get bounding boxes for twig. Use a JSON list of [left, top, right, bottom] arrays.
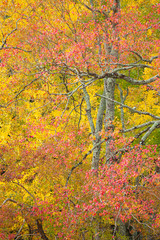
[[13, 181, 37, 205], [14, 219, 26, 240]]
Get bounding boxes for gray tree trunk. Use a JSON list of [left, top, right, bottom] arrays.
[[104, 77, 116, 163], [88, 0, 127, 239], [92, 96, 106, 170]]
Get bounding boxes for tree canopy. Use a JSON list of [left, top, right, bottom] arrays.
[[0, 0, 159, 239]]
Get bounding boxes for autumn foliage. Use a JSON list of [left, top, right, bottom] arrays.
[[0, 0, 160, 239]]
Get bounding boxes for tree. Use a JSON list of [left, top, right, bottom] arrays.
[[0, 0, 159, 239]]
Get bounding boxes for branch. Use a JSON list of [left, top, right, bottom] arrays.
[[112, 64, 153, 73], [117, 73, 159, 85], [14, 234, 40, 240], [0, 77, 41, 108], [0, 198, 18, 208], [14, 219, 26, 240], [105, 124, 158, 164], [104, 144, 134, 165], [77, 75, 95, 135], [3, 46, 32, 53], [13, 181, 37, 205], [63, 64, 159, 87], [82, 71, 158, 86], [61, 96, 70, 117], [0, 19, 20, 50], [130, 51, 158, 63], [113, 205, 123, 238], [95, 94, 160, 120], [122, 121, 158, 133], [82, 2, 109, 18], [140, 121, 160, 145], [64, 102, 83, 129], [111, 62, 154, 68], [131, 213, 155, 232], [65, 139, 106, 187], [134, 126, 151, 139]]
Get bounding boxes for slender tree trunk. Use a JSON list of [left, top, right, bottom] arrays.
[[104, 0, 120, 161], [104, 77, 116, 163], [92, 96, 106, 170]]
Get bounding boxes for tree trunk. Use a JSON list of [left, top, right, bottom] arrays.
[[104, 77, 116, 163], [92, 96, 106, 170]]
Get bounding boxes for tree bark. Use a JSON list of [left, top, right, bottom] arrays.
[[104, 77, 116, 163], [92, 96, 106, 170]]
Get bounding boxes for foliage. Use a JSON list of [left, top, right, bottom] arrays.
[[0, 0, 159, 239]]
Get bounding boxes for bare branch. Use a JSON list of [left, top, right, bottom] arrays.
[[96, 94, 160, 120], [0, 77, 41, 109], [0, 198, 18, 208], [82, 2, 109, 18], [131, 213, 155, 232], [65, 139, 106, 187], [14, 219, 26, 240], [113, 205, 123, 237], [13, 181, 37, 205], [140, 121, 160, 145], [112, 64, 153, 73], [61, 96, 70, 117], [115, 73, 159, 85], [77, 75, 95, 135], [134, 126, 151, 139], [130, 51, 158, 63], [111, 62, 154, 68], [64, 102, 83, 129], [2, 46, 32, 53], [0, 19, 21, 50], [122, 121, 159, 133], [77, 70, 159, 86]]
